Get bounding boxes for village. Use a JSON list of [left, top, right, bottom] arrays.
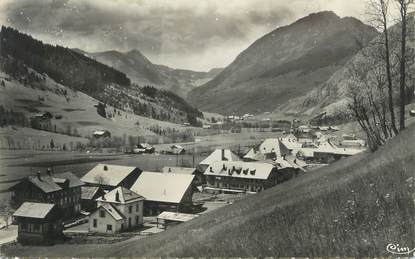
[[0, 123, 366, 247]]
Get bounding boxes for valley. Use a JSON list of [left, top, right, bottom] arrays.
[[0, 3, 414, 257]]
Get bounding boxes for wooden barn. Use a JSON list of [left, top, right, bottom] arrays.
[[13, 202, 64, 245], [130, 172, 195, 216]]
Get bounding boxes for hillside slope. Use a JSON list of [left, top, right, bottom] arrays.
[[284, 14, 415, 118], [0, 26, 203, 127], [187, 11, 378, 114], [0, 71, 187, 139], [80, 49, 222, 98], [7, 122, 415, 257]]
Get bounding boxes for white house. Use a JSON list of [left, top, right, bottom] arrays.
[[88, 187, 144, 233]]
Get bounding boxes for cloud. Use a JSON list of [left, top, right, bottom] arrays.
[[0, 0, 368, 71]]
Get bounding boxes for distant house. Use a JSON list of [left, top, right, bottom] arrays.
[[314, 147, 364, 163], [170, 144, 185, 155], [81, 164, 142, 191], [30, 112, 53, 131], [134, 143, 155, 154], [199, 149, 240, 170], [13, 202, 64, 245], [93, 130, 111, 139], [89, 187, 144, 233], [10, 172, 84, 219], [130, 172, 195, 216], [243, 138, 291, 161], [204, 161, 298, 193], [81, 186, 105, 212]]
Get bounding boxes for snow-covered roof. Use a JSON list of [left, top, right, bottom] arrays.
[[199, 149, 240, 166], [81, 164, 139, 187], [96, 186, 144, 204], [14, 202, 55, 219], [130, 172, 194, 204]]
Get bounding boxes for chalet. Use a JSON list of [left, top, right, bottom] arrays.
[[134, 143, 155, 154], [199, 149, 240, 170], [314, 147, 364, 163], [89, 187, 144, 233], [81, 186, 105, 212], [30, 112, 53, 131], [204, 160, 299, 193], [10, 172, 84, 219], [93, 130, 111, 139], [130, 172, 195, 216], [170, 144, 185, 155], [156, 211, 198, 229], [81, 164, 141, 190], [243, 138, 291, 161], [13, 202, 63, 245]]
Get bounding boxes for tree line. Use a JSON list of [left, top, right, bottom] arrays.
[[347, 0, 415, 150]]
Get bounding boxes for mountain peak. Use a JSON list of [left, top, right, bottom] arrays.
[[188, 11, 377, 114], [293, 10, 340, 25]]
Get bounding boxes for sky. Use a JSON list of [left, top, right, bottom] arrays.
[[0, 0, 369, 71]]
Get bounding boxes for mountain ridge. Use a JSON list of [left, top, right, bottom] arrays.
[[78, 48, 223, 97], [187, 11, 378, 115]]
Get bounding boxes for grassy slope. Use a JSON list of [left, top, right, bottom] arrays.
[[5, 125, 415, 257], [0, 71, 192, 138]]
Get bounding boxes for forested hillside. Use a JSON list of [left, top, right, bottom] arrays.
[[0, 26, 203, 126]]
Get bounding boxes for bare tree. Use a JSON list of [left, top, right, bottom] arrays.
[[396, 0, 414, 130], [367, 0, 399, 134]]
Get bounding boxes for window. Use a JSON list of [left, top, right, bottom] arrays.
[[100, 210, 106, 218], [128, 206, 132, 213], [33, 223, 40, 232], [21, 223, 28, 231], [93, 219, 97, 228], [136, 203, 139, 212], [106, 224, 112, 231], [135, 216, 139, 225]]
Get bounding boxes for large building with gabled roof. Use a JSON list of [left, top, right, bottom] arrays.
[[89, 187, 144, 233], [10, 172, 84, 219], [81, 164, 141, 190], [204, 160, 300, 193], [130, 172, 195, 216]]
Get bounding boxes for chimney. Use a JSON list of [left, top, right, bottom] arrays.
[[104, 165, 108, 171], [37, 171, 42, 181], [283, 154, 286, 160], [221, 149, 226, 161], [46, 168, 52, 176], [168, 167, 172, 173], [209, 167, 213, 173], [115, 191, 120, 202]]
